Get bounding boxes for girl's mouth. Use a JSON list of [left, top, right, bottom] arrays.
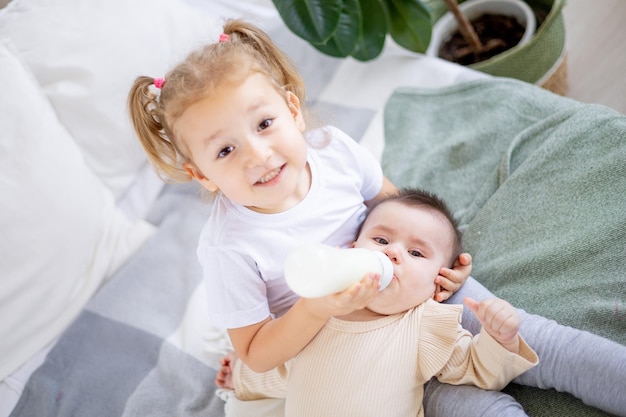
[[256, 165, 283, 184]]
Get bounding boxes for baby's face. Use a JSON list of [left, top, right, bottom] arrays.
[[353, 201, 455, 315]]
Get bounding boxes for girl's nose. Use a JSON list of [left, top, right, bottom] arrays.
[[245, 137, 272, 167]]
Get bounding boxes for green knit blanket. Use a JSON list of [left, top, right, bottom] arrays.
[[383, 78, 625, 417]]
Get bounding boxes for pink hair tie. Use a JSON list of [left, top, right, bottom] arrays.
[[153, 78, 165, 89], [218, 33, 229, 43]]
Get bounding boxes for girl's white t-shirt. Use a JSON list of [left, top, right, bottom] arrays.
[[197, 126, 384, 329]]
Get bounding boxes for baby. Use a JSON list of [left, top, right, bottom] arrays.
[[218, 188, 538, 417]]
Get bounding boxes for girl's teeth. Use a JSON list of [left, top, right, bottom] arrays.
[[257, 167, 281, 184]]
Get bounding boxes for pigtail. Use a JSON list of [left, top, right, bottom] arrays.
[[127, 76, 190, 182], [223, 19, 306, 103]]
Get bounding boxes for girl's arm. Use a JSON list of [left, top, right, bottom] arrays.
[[228, 272, 382, 373], [366, 176, 397, 206]]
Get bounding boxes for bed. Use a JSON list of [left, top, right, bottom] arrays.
[[1, 0, 624, 416]]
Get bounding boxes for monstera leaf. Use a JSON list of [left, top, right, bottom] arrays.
[[272, 0, 433, 61]]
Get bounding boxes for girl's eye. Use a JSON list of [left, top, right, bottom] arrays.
[[217, 146, 234, 159], [258, 118, 273, 131], [409, 250, 424, 258], [373, 237, 388, 245]]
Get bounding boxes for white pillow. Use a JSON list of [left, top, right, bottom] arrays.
[[0, 0, 220, 197], [0, 40, 155, 380]]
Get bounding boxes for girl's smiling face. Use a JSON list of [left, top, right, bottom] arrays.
[[174, 71, 309, 214], [353, 200, 457, 315]]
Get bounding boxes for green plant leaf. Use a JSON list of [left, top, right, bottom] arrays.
[[350, 0, 388, 61], [311, 0, 361, 58], [310, 40, 345, 58], [272, 0, 342, 44], [386, 0, 432, 53]]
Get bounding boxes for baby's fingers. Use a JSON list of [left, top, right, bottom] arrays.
[[457, 252, 472, 266], [463, 296, 480, 314], [436, 268, 464, 293], [466, 298, 520, 339], [433, 282, 452, 302]]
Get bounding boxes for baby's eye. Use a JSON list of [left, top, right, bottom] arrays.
[[409, 250, 424, 258], [373, 237, 388, 245], [217, 146, 234, 159], [258, 118, 273, 131]]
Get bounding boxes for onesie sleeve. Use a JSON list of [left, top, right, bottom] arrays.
[[233, 357, 291, 400], [416, 300, 465, 381], [451, 328, 537, 388], [417, 300, 538, 390], [438, 328, 538, 390]]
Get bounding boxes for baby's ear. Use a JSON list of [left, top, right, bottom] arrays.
[[184, 162, 218, 192], [350, 241, 356, 248]]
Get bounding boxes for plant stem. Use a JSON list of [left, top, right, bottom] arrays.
[[442, 0, 484, 55]]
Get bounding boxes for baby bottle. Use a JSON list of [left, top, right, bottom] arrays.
[[284, 243, 393, 298]]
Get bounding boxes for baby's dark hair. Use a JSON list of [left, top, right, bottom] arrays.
[[357, 188, 463, 267], [127, 19, 306, 183]]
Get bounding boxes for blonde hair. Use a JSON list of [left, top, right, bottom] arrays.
[[127, 19, 306, 182]]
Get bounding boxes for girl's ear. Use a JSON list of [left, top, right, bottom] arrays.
[[184, 162, 219, 192], [287, 91, 306, 132]]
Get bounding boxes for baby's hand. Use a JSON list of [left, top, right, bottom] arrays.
[[215, 351, 238, 389], [435, 253, 472, 302], [304, 272, 381, 318], [464, 297, 520, 353]]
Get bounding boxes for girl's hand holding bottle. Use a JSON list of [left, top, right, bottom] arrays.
[[300, 272, 382, 320], [285, 244, 392, 319]]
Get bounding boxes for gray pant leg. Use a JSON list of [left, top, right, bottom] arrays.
[[423, 378, 528, 417], [449, 277, 626, 416]]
